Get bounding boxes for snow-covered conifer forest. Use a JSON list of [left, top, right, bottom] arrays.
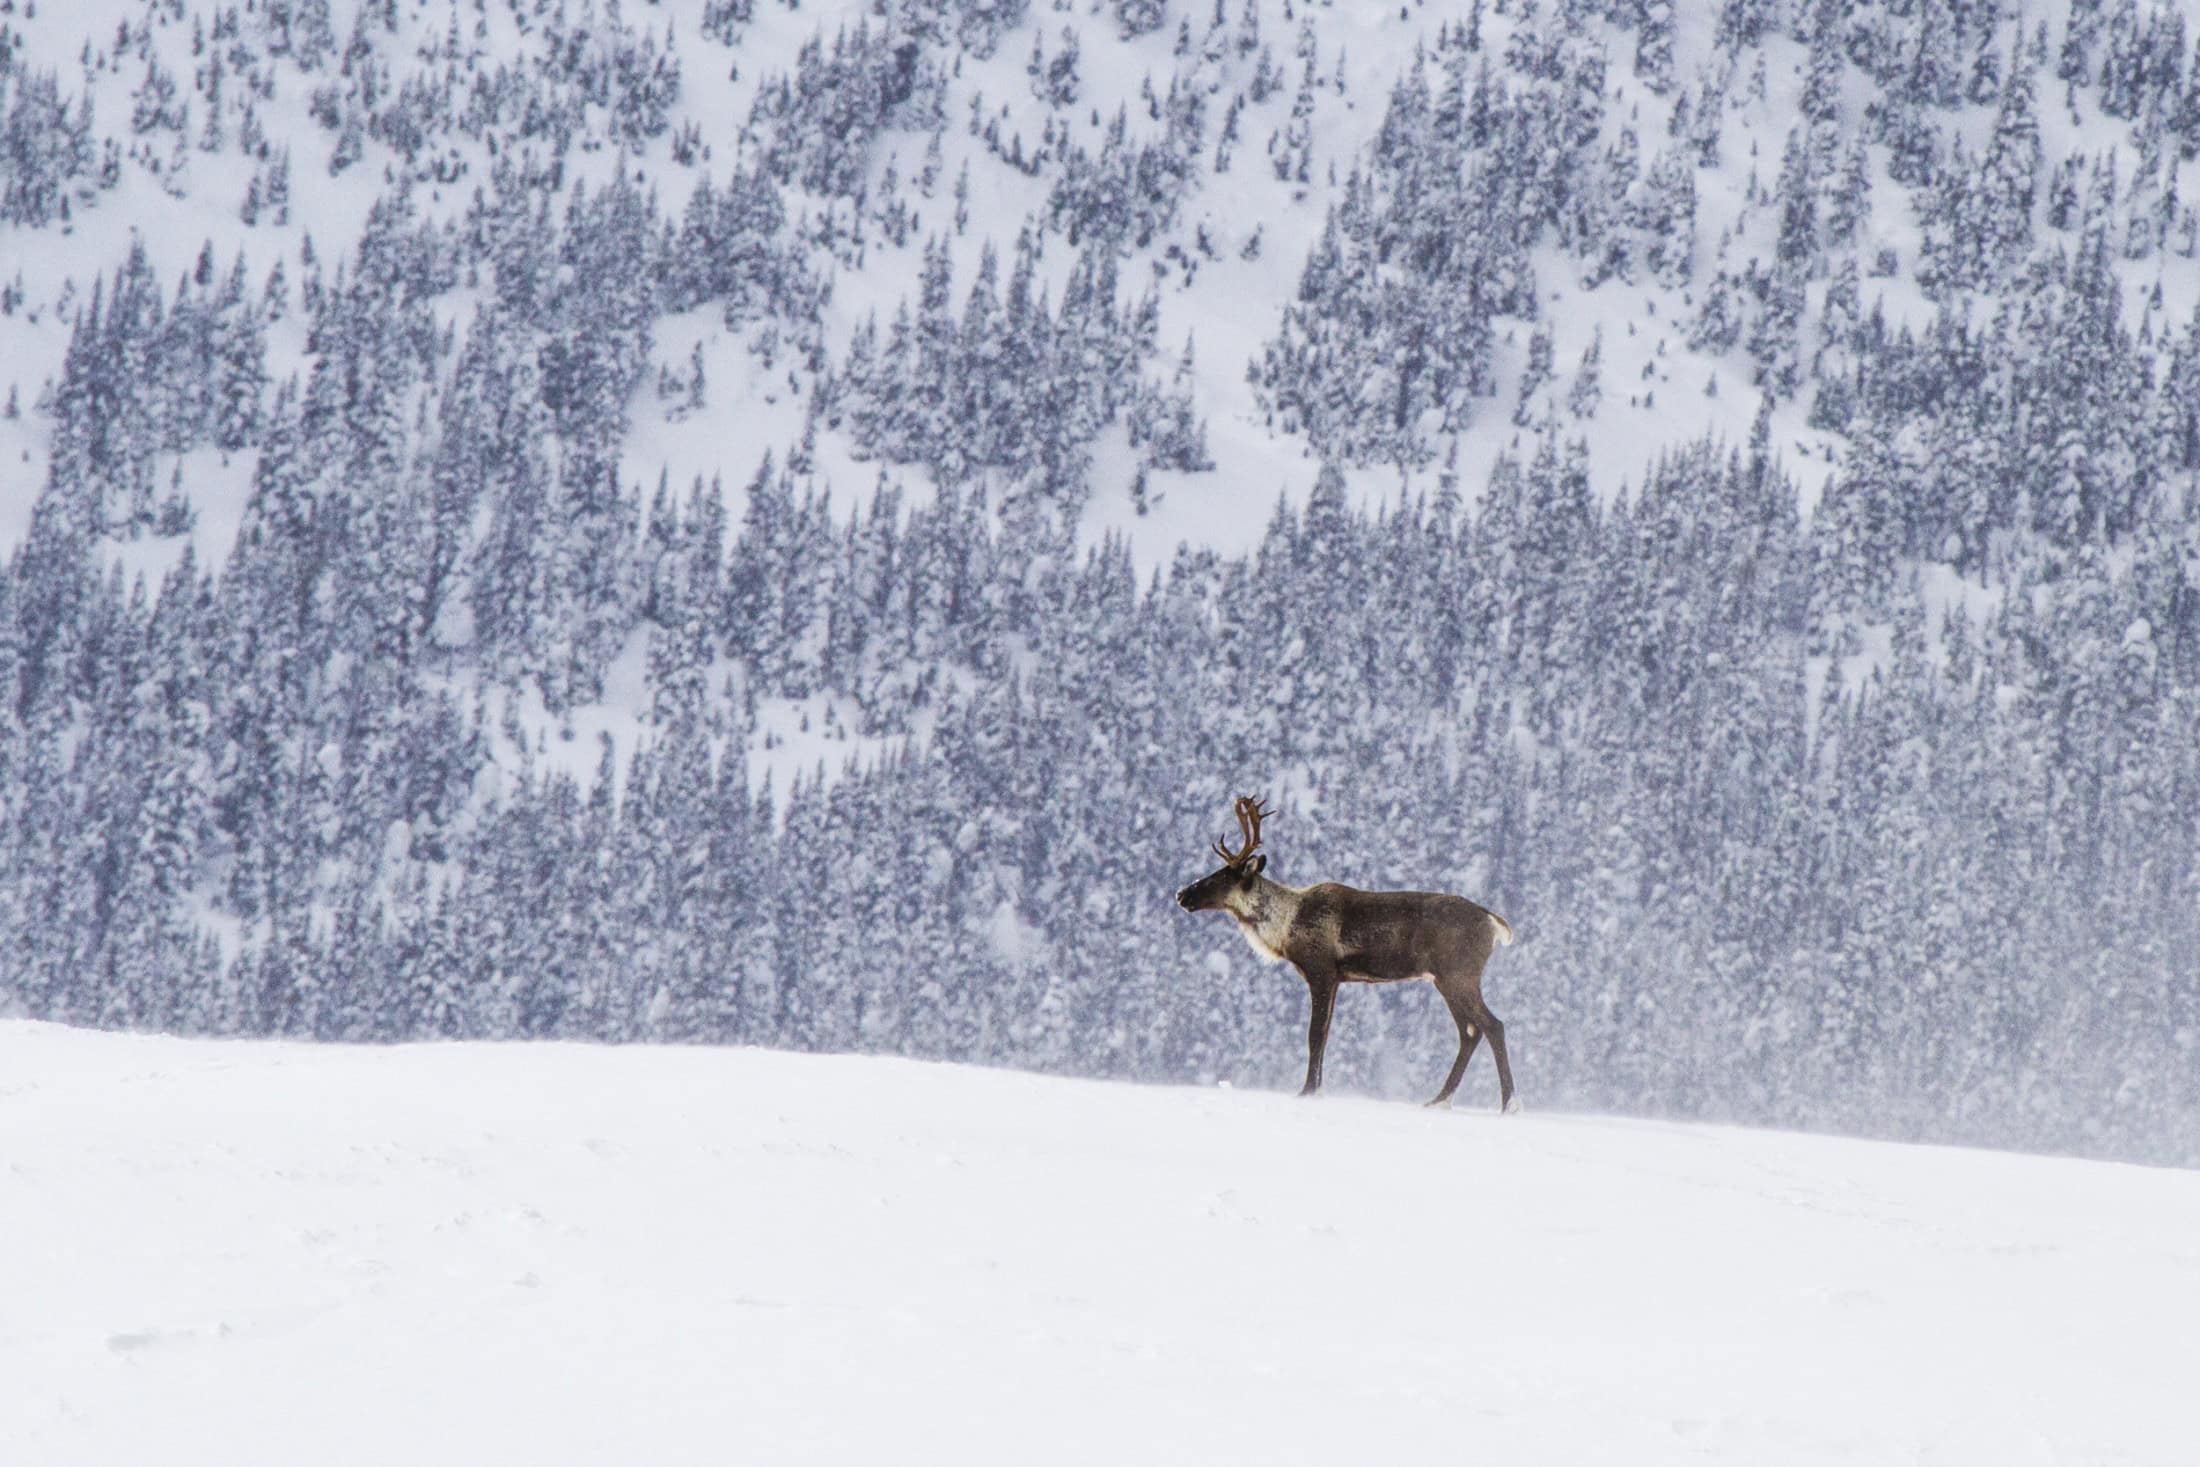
[[3, 0, 2198, 1165]]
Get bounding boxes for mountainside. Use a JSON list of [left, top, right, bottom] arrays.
[[7, 1021, 2197, 1465], [4, 0, 2200, 1162]]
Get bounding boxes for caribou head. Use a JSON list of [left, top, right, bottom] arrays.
[[1175, 794, 1274, 912]]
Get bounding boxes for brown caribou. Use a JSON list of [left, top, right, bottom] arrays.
[[1176, 796, 1517, 1110]]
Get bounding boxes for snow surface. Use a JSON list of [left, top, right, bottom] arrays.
[[5, 1021, 2195, 1465]]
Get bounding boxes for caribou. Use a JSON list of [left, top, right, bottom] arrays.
[[1176, 796, 1517, 1110]]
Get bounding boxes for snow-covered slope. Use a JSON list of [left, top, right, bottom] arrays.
[[2, 0, 2177, 569], [7, 0, 2200, 1169], [6, 1021, 2194, 1465]]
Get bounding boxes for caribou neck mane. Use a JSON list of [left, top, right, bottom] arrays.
[[1223, 874, 1304, 962]]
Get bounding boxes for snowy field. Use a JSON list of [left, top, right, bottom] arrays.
[[4, 1021, 2196, 1466]]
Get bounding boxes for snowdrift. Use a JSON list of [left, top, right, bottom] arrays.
[[4, 1022, 2194, 1465]]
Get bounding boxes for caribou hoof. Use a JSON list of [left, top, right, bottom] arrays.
[[1502, 1097, 1524, 1115], [1423, 1095, 1454, 1110]]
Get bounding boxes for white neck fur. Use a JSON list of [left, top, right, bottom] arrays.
[[1221, 877, 1303, 962]]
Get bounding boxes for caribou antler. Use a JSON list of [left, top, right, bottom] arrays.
[[1211, 794, 1275, 869]]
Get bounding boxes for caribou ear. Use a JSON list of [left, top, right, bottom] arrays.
[[1247, 854, 1266, 876]]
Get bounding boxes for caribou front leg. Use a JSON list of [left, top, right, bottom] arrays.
[[1298, 967, 1338, 1096]]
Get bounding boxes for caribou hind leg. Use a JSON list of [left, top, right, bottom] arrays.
[[1478, 1002, 1518, 1112], [1428, 978, 1484, 1107]]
